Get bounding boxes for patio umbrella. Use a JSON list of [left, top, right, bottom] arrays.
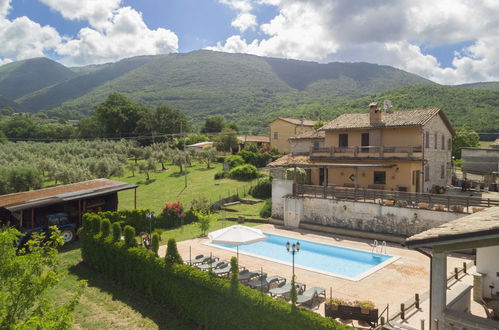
[[208, 225, 267, 260]]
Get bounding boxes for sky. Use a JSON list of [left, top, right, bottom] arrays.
[[1, 0, 499, 85]]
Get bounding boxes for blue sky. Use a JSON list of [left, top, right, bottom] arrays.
[[1, 0, 498, 84]]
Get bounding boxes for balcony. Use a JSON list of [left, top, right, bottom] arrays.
[[310, 145, 423, 160]]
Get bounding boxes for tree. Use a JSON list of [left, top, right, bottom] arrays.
[[164, 239, 183, 265], [139, 159, 156, 180], [214, 128, 238, 152], [201, 116, 225, 133], [93, 93, 147, 138], [226, 121, 239, 133], [127, 162, 137, 177], [196, 148, 216, 169], [170, 149, 187, 173], [136, 105, 190, 142], [452, 126, 480, 158], [196, 211, 214, 237], [0, 227, 84, 328]]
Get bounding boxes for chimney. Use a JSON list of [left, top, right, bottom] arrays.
[[369, 102, 381, 125]]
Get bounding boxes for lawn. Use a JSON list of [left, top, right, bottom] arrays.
[[479, 140, 492, 148], [115, 162, 257, 213]]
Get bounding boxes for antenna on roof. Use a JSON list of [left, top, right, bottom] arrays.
[[383, 100, 393, 110]]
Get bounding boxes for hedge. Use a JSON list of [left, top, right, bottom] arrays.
[[80, 213, 349, 330], [249, 176, 272, 199], [229, 164, 258, 181]]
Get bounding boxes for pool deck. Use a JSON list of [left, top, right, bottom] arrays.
[[159, 224, 470, 322]]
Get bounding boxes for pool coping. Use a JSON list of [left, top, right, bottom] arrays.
[[203, 232, 400, 282]]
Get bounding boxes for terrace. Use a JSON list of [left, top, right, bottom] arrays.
[[310, 145, 423, 161]]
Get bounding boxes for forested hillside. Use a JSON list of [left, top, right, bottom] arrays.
[[458, 81, 499, 91]]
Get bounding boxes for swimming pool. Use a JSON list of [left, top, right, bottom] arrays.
[[207, 233, 397, 281]]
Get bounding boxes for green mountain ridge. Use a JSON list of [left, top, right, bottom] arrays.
[[457, 81, 499, 91]]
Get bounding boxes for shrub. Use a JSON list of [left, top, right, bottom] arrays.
[[259, 199, 272, 218], [160, 201, 186, 228], [230, 256, 238, 287], [165, 238, 182, 265], [91, 215, 102, 234], [124, 225, 136, 248], [249, 176, 272, 199], [196, 211, 214, 237], [152, 233, 160, 256], [215, 155, 226, 163], [190, 197, 210, 213], [112, 222, 122, 242], [290, 275, 297, 310], [229, 164, 258, 181], [225, 155, 245, 168], [100, 219, 111, 237], [214, 170, 228, 180], [238, 150, 271, 168]]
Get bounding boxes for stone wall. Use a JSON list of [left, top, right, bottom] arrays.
[[283, 196, 464, 236]]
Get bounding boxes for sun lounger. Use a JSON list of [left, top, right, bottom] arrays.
[[248, 275, 286, 292], [196, 259, 224, 271], [238, 270, 266, 283], [296, 287, 326, 306], [185, 254, 206, 265], [268, 281, 305, 298], [213, 263, 246, 277]]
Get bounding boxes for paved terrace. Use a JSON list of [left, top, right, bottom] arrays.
[[159, 224, 469, 322]]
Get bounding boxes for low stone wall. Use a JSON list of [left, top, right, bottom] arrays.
[[283, 196, 465, 237]]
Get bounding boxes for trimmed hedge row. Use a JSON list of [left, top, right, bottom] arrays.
[[80, 214, 349, 330]]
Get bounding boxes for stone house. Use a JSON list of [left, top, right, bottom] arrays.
[[269, 117, 317, 154], [288, 129, 325, 155], [269, 103, 455, 193]]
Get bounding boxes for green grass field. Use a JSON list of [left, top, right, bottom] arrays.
[[479, 140, 492, 148], [116, 162, 257, 213], [49, 161, 265, 329]]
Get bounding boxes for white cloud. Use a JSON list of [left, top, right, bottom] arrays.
[[0, 0, 10, 17], [213, 0, 499, 84], [231, 13, 257, 32], [219, 0, 257, 32]]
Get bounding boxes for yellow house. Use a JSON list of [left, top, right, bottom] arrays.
[[269, 117, 316, 153], [270, 103, 455, 193]]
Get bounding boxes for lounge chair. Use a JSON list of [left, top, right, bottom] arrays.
[[196, 259, 224, 271], [238, 270, 266, 283], [296, 287, 326, 306], [185, 254, 206, 265], [248, 275, 286, 292], [269, 281, 305, 298]]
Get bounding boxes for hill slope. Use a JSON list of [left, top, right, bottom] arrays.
[[0, 58, 77, 100], [43, 50, 433, 121], [457, 81, 499, 91]]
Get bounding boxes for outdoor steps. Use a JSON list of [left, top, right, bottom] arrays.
[[223, 201, 241, 207], [240, 199, 262, 205]]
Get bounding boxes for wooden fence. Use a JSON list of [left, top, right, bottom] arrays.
[[294, 184, 499, 214]]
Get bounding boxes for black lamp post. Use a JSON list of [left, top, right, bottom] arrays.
[[286, 241, 300, 279]]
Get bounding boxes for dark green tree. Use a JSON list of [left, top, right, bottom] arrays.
[[452, 126, 480, 158], [165, 238, 183, 265], [214, 128, 238, 152], [137, 105, 190, 142], [201, 116, 225, 133]]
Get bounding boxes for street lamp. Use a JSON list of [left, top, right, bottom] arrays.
[[286, 241, 300, 279], [146, 211, 155, 236]]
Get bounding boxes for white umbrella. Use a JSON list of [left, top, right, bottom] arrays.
[[208, 225, 267, 259]]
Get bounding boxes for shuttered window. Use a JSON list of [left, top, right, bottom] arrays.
[[273, 132, 278, 140], [442, 135, 445, 150], [425, 131, 430, 148], [425, 166, 430, 181], [339, 134, 348, 147], [441, 165, 445, 179], [434, 133, 438, 149], [448, 138, 451, 151], [374, 171, 386, 184]]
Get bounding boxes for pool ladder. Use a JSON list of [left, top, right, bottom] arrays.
[[371, 240, 387, 256]]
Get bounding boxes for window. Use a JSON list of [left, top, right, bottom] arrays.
[[448, 138, 451, 151], [313, 142, 320, 149], [425, 131, 430, 148], [339, 133, 348, 147], [441, 135, 445, 150], [434, 133, 438, 149], [424, 166, 430, 182], [373, 171, 386, 185], [273, 131, 278, 140], [441, 165, 445, 179]]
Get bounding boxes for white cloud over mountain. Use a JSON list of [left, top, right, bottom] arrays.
[[213, 0, 499, 84], [0, 0, 178, 66]]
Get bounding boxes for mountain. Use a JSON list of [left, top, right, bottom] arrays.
[[35, 50, 433, 122], [0, 96, 25, 112], [319, 84, 499, 132], [17, 55, 156, 112], [0, 58, 77, 100], [457, 81, 499, 91]]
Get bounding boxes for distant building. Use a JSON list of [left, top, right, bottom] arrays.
[[288, 130, 325, 155], [237, 136, 270, 151], [269, 103, 455, 192], [269, 117, 317, 153], [185, 141, 214, 150], [461, 147, 499, 188]]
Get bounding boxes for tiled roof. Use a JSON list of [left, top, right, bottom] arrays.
[[237, 136, 270, 143], [320, 108, 444, 131], [267, 154, 312, 167], [491, 138, 499, 149], [406, 207, 499, 246], [273, 117, 317, 126], [289, 130, 325, 140], [0, 179, 137, 210]]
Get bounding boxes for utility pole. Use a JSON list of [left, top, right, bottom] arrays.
[[180, 121, 187, 188]]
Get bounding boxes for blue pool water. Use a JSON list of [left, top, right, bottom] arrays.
[[213, 233, 392, 279]]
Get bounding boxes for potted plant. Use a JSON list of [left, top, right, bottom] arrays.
[[418, 202, 429, 209], [325, 297, 350, 317], [434, 204, 445, 211], [354, 300, 375, 314]]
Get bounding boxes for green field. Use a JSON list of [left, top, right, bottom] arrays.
[[49, 161, 265, 329], [479, 140, 492, 148]]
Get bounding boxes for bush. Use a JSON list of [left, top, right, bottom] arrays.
[[91, 215, 102, 234], [196, 211, 214, 236], [159, 202, 186, 228], [249, 176, 272, 199], [230, 256, 238, 287], [238, 150, 271, 168], [79, 218, 347, 330], [225, 155, 245, 168], [165, 238, 182, 265], [124, 225, 136, 248], [100, 219, 111, 237], [190, 197, 210, 213], [259, 199, 272, 218], [215, 155, 226, 163], [229, 164, 258, 181], [152, 233, 160, 256], [214, 170, 229, 180], [112, 222, 122, 242]]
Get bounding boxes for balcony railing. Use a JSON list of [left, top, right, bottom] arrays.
[[310, 145, 422, 159]]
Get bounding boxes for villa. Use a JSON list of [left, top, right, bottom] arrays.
[[269, 117, 317, 153]]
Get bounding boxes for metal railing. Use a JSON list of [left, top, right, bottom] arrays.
[[310, 145, 423, 158], [294, 184, 499, 213]]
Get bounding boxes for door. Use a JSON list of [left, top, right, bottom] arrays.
[[319, 168, 325, 186], [414, 170, 421, 193], [361, 133, 369, 152]]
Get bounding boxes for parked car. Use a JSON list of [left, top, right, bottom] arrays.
[[19, 213, 77, 247]]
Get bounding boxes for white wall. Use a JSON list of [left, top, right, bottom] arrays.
[[476, 246, 499, 298], [271, 179, 294, 219]]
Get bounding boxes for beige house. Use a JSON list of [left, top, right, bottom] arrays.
[[288, 130, 325, 155], [270, 103, 455, 192], [269, 117, 317, 153]]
